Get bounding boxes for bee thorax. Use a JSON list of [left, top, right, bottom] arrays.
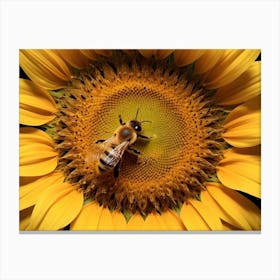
[[119, 127, 133, 141]]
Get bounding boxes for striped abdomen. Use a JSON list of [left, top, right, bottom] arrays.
[[98, 141, 129, 174]]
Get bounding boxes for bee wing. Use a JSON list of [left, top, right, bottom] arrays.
[[104, 141, 130, 168], [97, 135, 116, 158], [102, 135, 115, 146]]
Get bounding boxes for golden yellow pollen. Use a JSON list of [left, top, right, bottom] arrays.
[[53, 52, 224, 215]]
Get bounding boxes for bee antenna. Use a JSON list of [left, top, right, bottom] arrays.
[[135, 108, 140, 120]]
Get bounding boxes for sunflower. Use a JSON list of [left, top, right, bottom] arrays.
[[19, 49, 261, 231]]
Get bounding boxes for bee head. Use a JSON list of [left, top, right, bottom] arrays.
[[129, 120, 142, 132]]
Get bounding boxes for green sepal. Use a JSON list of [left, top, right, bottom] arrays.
[[83, 197, 94, 206], [171, 202, 182, 215], [48, 89, 69, 109], [207, 174, 220, 183], [122, 208, 133, 223], [192, 191, 201, 201], [49, 89, 66, 100], [40, 123, 56, 138]]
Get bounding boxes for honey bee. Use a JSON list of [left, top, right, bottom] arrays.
[[96, 110, 151, 178]]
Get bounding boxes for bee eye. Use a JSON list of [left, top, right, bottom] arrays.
[[134, 125, 141, 132]]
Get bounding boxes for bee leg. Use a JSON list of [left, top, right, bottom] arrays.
[[118, 114, 125, 125], [114, 162, 120, 178], [95, 139, 105, 144], [128, 146, 140, 154], [138, 134, 152, 140]]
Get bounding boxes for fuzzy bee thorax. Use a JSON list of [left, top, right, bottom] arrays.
[[116, 126, 137, 144]]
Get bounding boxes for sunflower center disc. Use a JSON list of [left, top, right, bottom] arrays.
[[54, 54, 223, 214]]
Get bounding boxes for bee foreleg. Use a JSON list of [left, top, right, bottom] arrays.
[[138, 134, 152, 140], [95, 139, 106, 144], [128, 146, 140, 154], [118, 114, 125, 125], [114, 162, 120, 178]]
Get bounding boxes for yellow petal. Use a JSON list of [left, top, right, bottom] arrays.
[[204, 50, 260, 88], [132, 211, 184, 230], [200, 189, 242, 229], [128, 212, 167, 230], [55, 50, 91, 69], [28, 183, 83, 230], [154, 50, 174, 59], [79, 49, 113, 60], [160, 210, 186, 230], [206, 183, 260, 230], [79, 50, 99, 60], [138, 50, 174, 60], [138, 50, 157, 58], [207, 184, 252, 230], [217, 146, 261, 198], [20, 79, 57, 125], [174, 50, 206, 67], [20, 206, 34, 230], [97, 208, 127, 230], [221, 220, 241, 230], [20, 49, 71, 90], [202, 50, 242, 84], [94, 50, 113, 57], [195, 50, 225, 74], [222, 187, 261, 229], [72, 203, 127, 231], [180, 203, 211, 230], [20, 171, 65, 211], [223, 96, 261, 147], [125, 213, 146, 230], [71, 201, 103, 230], [122, 50, 137, 57], [189, 199, 223, 230], [20, 127, 58, 176], [151, 213, 169, 230], [96, 207, 114, 230], [126, 212, 181, 231], [215, 61, 261, 105], [110, 211, 128, 230]]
